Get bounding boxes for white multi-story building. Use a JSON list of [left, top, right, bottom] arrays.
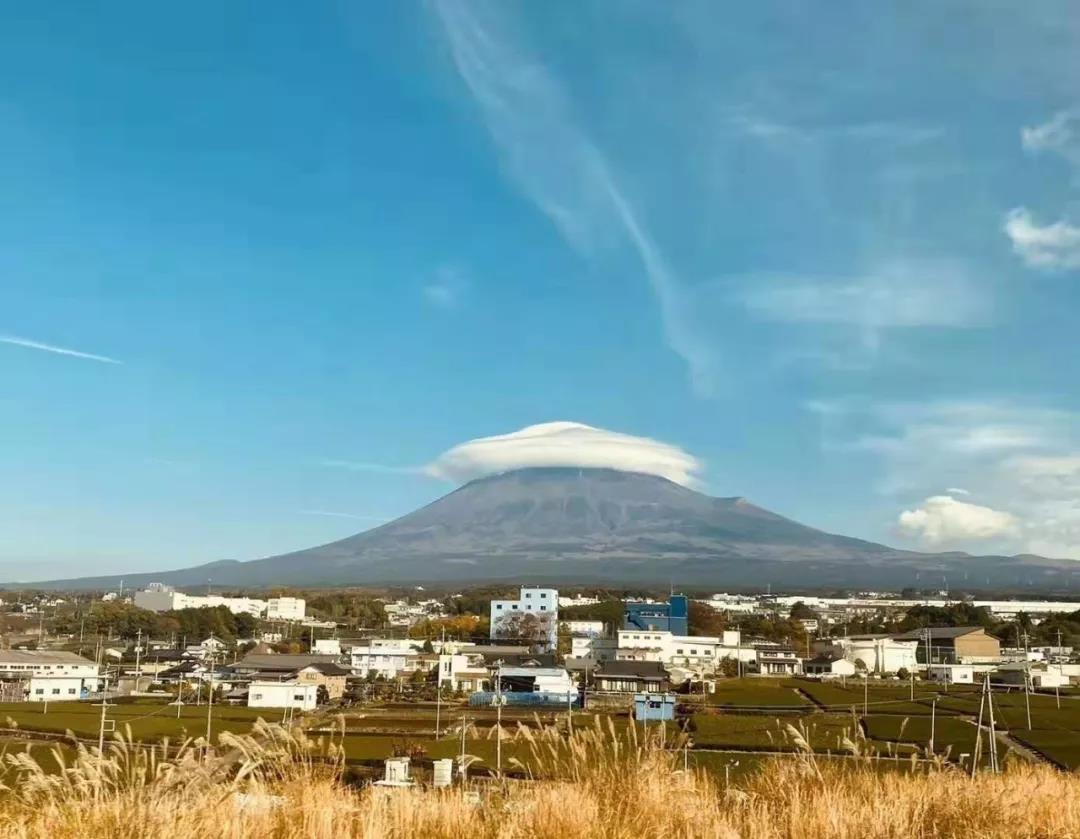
[[248, 680, 318, 710], [266, 597, 306, 622], [489, 587, 558, 646], [133, 586, 266, 617], [349, 644, 424, 679], [573, 629, 753, 674], [133, 585, 305, 621], [437, 653, 489, 692]]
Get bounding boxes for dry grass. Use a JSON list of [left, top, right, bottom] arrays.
[[0, 717, 1076, 838]]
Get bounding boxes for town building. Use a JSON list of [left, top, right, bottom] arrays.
[[134, 585, 265, 617], [560, 619, 605, 638], [247, 680, 318, 710], [0, 651, 100, 702], [593, 661, 671, 693], [292, 663, 350, 700], [927, 664, 976, 684], [489, 587, 558, 647], [803, 654, 857, 679], [826, 635, 919, 676], [266, 597, 306, 621], [753, 646, 802, 676], [348, 644, 424, 679], [558, 594, 601, 608], [437, 653, 490, 692], [895, 627, 1002, 665], [496, 666, 576, 700], [624, 595, 688, 636]]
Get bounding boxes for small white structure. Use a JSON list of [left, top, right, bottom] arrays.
[[266, 597, 306, 622], [804, 655, 857, 679], [432, 758, 453, 788], [375, 757, 414, 787], [832, 635, 919, 676], [561, 620, 605, 637], [928, 664, 975, 685], [312, 638, 342, 656], [247, 680, 318, 710]]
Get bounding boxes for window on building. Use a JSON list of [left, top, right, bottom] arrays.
[[51, 688, 60, 695], [253, 693, 263, 700], [34, 689, 43, 695], [68, 688, 76, 695], [293, 694, 305, 702], [525, 592, 532, 598], [496, 604, 503, 610], [540, 606, 546, 611], [676, 649, 683, 655]]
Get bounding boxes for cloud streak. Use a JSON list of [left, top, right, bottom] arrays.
[[431, 0, 722, 394], [426, 421, 703, 487], [0, 334, 121, 364]]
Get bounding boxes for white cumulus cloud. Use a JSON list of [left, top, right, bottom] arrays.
[[1003, 208, 1080, 270], [425, 421, 702, 487], [897, 495, 1020, 547]]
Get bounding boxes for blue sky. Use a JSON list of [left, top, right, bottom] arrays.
[[3, 1, 1080, 581]]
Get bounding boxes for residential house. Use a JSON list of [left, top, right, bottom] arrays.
[[803, 654, 857, 679], [292, 662, 350, 700], [754, 646, 802, 676], [594, 661, 671, 693]]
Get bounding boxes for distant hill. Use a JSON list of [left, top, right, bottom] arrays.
[[16, 467, 1080, 591]]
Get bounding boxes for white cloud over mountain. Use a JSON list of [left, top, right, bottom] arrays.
[[897, 494, 1019, 547], [811, 399, 1080, 559], [426, 422, 702, 487]]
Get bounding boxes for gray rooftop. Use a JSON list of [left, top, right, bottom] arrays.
[[0, 650, 96, 665]]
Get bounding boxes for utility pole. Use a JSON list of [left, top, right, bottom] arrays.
[[134, 628, 142, 693], [435, 628, 444, 738], [459, 714, 468, 783], [495, 661, 504, 778], [95, 671, 112, 799], [205, 651, 215, 751], [929, 698, 936, 754], [863, 673, 868, 718], [1056, 628, 1064, 709], [1021, 627, 1032, 731], [986, 674, 1000, 773]]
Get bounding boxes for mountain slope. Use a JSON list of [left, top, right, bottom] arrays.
[[17, 467, 1080, 590]]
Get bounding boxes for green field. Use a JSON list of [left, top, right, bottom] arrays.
[[690, 712, 858, 752], [0, 701, 270, 744], [703, 679, 812, 708], [793, 680, 951, 716]]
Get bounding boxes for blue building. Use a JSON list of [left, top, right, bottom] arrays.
[[633, 692, 676, 722], [623, 595, 688, 636]]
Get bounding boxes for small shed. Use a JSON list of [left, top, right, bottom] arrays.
[[633, 692, 676, 722]]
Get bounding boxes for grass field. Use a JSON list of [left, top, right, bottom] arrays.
[[0, 701, 269, 743], [792, 680, 951, 716], [690, 712, 859, 752], [703, 679, 812, 708]]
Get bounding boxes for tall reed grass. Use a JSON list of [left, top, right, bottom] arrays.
[[0, 716, 1076, 837]]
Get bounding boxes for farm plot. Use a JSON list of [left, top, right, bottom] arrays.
[[690, 712, 858, 753], [0, 701, 268, 743], [704, 680, 812, 709], [793, 680, 947, 716]]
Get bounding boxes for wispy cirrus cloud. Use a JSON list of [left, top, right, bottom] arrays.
[[430, 0, 723, 395], [1006, 109, 1080, 271], [0, 334, 121, 364], [422, 265, 470, 309]]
